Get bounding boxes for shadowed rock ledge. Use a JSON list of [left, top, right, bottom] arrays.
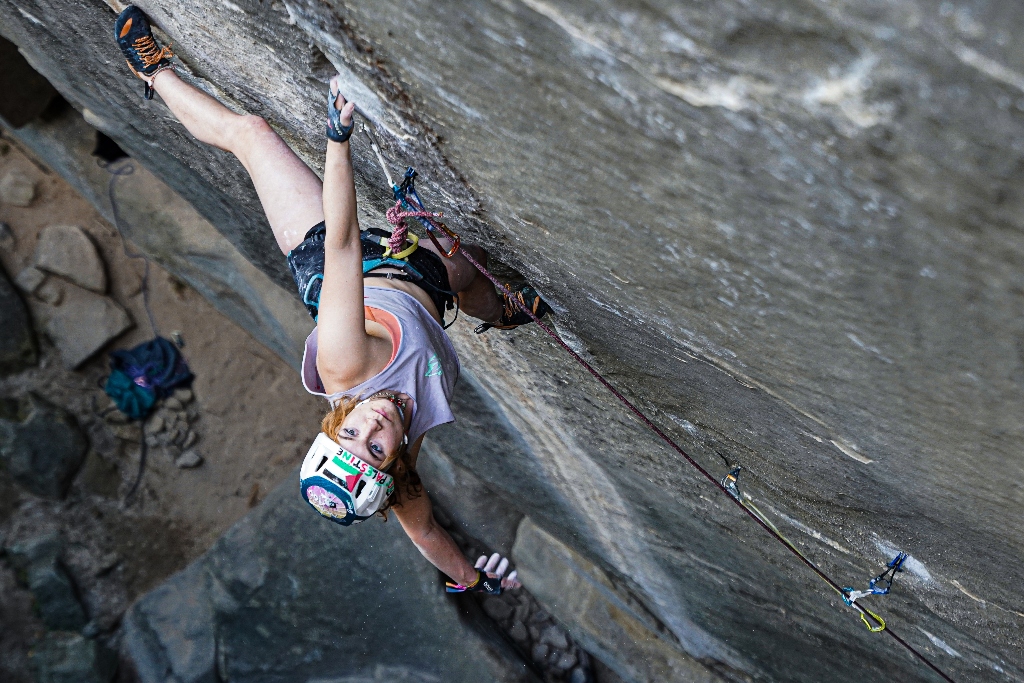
[[3, 0, 1024, 681], [122, 470, 537, 683]]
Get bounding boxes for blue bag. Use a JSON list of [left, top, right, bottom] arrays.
[[104, 337, 192, 420]]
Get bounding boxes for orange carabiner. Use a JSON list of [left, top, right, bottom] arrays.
[[425, 219, 461, 258]]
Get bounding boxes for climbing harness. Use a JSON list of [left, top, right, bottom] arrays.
[[355, 117, 956, 682]]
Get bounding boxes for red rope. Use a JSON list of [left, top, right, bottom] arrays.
[[385, 202, 438, 254], [451, 241, 956, 683]]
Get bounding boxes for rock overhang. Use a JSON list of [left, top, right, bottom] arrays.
[[2, 0, 1022, 681]]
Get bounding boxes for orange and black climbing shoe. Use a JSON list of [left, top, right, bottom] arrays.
[[475, 285, 552, 333], [114, 5, 174, 100]]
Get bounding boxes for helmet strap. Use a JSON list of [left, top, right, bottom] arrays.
[[356, 392, 409, 473], [358, 391, 407, 424]]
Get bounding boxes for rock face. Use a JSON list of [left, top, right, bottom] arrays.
[[6, 533, 88, 632], [3, 1, 1024, 682], [0, 263, 37, 375], [30, 632, 116, 683], [0, 393, 88, 499], [34, 225, 107, 293], [122, 473, 536, 683]]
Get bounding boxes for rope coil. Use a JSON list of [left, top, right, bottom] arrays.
[[384, 203, 438, 256]]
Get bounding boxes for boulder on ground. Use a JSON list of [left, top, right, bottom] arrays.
[[174, 448, 202, 468], [28, 560, 89, 631], [34, 225, 107, 293], [0, 263, 37, 375], [14, 265, 46, 294], [0, 169, 35, 206], [122, 472, 536, 683], [7, 532, 88, 632], [6, 531, 62, 571], [43, 284, 132, 369], [30, 631, 116, 683], [0, 393, 88, 499]]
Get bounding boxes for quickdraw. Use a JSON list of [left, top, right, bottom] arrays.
[[721, 465, 742, 502], [843, 552, 909, 604], [840, 552, 909, 631], [870, 552, 909, 594], [722, 463, 899, 634]]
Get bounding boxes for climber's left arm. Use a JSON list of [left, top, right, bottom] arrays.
[[393, 479, 479, 586]]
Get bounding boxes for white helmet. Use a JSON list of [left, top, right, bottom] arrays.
[[299, 432, 395, 526]]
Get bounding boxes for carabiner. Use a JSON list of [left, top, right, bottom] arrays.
[[405, 186, 461, 258], [423, 218, 461, 258], [721, 466, 742, 502], [858, 606, 886, 632], [868, 552, 908, 595]]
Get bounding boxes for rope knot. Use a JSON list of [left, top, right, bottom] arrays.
[[385, 201, 440, 255]]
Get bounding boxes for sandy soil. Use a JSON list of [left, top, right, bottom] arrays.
[[0, 135, 324, 681]]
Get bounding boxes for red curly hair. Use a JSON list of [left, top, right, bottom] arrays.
[[320, 395, 421, 518]]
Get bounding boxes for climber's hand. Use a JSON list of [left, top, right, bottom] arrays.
[[445, 553, 520, 594], [478, 552, 521, 590], [326, 75, 356, 143]]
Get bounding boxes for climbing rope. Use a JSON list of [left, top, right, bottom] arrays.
[[101, 159, 156, 506], [360, 123, 956, 683], [722, 465, 888, 632], [101, 159, 159, 337], [384, 203, 435, 257]]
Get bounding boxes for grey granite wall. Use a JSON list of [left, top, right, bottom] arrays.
[[2, 0, 1022, 681]]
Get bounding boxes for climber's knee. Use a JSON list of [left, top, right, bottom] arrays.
[[229, 115, 277, 160]]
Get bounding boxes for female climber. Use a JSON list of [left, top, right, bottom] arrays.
[[114, 5, 550, 594]]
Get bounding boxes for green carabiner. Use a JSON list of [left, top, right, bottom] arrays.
[[859, 607, 886, 632]]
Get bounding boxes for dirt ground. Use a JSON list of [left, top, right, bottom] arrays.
[[0, 135, 324, 681]]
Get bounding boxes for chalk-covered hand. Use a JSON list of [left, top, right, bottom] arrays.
[[326, 75, 355, 143], [445, 553, 521, 594]]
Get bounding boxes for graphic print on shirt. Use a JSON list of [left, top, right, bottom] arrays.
[[425, 354, 443, 378]]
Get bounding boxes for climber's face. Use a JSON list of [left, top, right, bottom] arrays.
[[335, 397, 406, 468]]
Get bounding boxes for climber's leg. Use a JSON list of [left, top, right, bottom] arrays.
[[149, 70, 323, 255], [115, 5, 321, 254], [416, 241, 501, 322]]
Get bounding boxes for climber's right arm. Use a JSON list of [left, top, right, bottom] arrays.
[[317, 80, 386, 385]]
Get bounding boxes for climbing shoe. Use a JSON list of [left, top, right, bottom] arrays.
[[114, 5, 174, 100], [475, 285, 551, 333]]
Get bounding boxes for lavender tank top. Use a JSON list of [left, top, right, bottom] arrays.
[[301, 287, 460, 443]]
